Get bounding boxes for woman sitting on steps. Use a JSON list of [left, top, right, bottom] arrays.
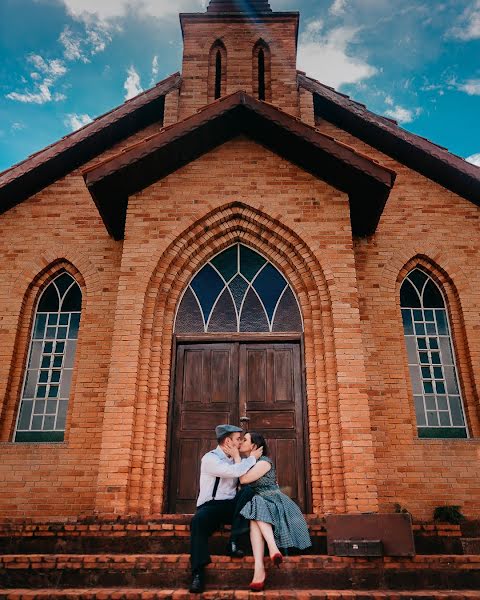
[[238, 432, 312, 592]]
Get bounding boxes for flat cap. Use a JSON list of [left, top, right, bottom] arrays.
[[215, 424, 243, 438]]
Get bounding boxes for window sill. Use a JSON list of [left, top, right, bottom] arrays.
[[414, 437, 480, 443], [0, 441, 68, 447]]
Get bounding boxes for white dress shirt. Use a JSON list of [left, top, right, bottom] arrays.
[[196, 446, 256, 507]]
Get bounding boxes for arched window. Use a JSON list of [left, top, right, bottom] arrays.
[[253, 40, 271, 101], [400, 268, 468, 439], [14, 272, 82, 443], [208, 40, 227, 102], [175, 243, 303, 333]]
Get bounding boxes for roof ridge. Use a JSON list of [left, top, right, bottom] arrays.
[[0, 72, 181, 183]]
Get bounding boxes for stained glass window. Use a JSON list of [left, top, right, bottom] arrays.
[[175, 244, 303, 333], [14, 272, 82, 443], [400, 268, 468, 439]]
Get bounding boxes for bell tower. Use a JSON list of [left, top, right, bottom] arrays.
[[178, 0, 300, 119]]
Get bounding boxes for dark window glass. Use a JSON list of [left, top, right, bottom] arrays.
[[175, 288, 205, 334], [423, 280, 444, 308], [272, 287, 303, 332], [258, 48, 266, 100], [208, 289, 237, 332], [215, 50, 222, 100], [240, 288, 269, 332], [253, 263, 287, 322], [38, 285, 59, 312], [62, 284, 82, 312], [229, 275, 249, 313], [240, 245, 266, 281], [55, 273, 74, 298], [211, 245, 238, 282], [400, 279, 421, 307], [191, 264, 225, 323], [408, 269, 428, 291]]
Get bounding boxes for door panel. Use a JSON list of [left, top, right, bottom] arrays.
[[169, 344, 239, 513], [168, 341, 307, 513], [239, 344, 306, 510]]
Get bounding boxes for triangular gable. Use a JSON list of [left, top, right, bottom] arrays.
[[0, 72, 181, 217], [298, 72, 480, 206], [83, 91, 396, 240]]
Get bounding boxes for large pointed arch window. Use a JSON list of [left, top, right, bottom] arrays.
[[14, 272, 82, 443], [175, 244, 303, 333], [400, 268, 468, 439]]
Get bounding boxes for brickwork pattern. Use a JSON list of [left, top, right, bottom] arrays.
[[94, 138, 378, 518], [179, 16, 300, 119], [312, 106, 480, 520]]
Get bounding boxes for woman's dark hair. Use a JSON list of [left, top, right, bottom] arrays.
[[247, 431, 269, 457]]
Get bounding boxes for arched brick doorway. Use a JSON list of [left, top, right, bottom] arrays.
[[167, 243, 310, 513]]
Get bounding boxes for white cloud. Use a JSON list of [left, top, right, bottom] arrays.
[[124, 65, 143, 100], [150, 55, 159, 86], [330, 0, 348, 16], [6, 54, 67, 104], [11, 122, 26, 132], [60, 22, 114, 63], [451, 0, 480, 41], [457, 79, 480, 95], [466, 153, 480, 166], [384, 105, 422, 124], [64, 113, 93, 131], [297, 20, 378, 89], [58, 0, 204, 21]]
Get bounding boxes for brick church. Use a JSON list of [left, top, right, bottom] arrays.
[[0, 0, 479, 533]]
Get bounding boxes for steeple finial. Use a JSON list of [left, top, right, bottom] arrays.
[[206, 0, 272, 14]]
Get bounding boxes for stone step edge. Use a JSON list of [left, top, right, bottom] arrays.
[[1, 590, 480, 599], [2, 553, 480, 569]]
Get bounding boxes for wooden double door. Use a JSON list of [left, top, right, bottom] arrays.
[[168, 340, 309, 513]]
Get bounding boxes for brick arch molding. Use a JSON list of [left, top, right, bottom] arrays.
[[120, 202, 348, 516]]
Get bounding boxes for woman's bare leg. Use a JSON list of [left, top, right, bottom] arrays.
[[256, 520, 281, 557], [249, 520, 266, 583]]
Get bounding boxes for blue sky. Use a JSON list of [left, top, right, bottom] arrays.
[[1, 0, 479, 172]]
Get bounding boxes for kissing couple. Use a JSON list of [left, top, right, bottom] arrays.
[[189, 424, 311, 593]]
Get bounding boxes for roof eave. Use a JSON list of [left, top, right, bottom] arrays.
[[84, 92, 395, 240]]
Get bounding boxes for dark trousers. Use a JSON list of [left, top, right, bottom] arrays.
[[190, 499, 236, 573], [190, 488, 254, 573]]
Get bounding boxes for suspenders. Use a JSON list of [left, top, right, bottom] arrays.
[[212, 477, 221, 500]]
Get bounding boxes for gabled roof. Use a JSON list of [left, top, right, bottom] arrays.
[[83, 91, 396, 240], [298, 72, 480, 207], [0, 72, 181, 217]]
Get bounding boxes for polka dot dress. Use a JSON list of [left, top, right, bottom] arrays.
[[240, 456, 312, 550]]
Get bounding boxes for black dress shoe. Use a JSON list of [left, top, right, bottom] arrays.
[[189, 571, 205, 594], [227, 541, 245, 558]]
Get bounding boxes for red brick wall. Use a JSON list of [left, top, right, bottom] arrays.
[[313, 111, 480, 520], [0, 123, 166, 521]]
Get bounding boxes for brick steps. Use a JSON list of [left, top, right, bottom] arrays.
[[1, 554, 480, 591], [0, 518, 474, 556], [1, 590, 480, 599]]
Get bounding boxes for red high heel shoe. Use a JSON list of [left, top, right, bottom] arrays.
[[271, 552, 283, 568], [249, 578, 266, 592]]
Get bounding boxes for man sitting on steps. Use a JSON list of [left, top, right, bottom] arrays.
[[189, 424, 263, 594]]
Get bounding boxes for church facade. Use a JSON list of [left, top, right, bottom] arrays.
[[0, 0, 479, 524]]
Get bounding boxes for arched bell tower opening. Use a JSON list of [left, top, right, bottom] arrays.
[[168, 243, 310, 513]]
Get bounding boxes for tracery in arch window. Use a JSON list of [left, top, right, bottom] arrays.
[[14, 272, 82, 443], [400, 268, 468, 439], [175, 244, 303, 333]]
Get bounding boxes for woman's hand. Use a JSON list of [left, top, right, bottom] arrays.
[[251, 446, 263, 460]]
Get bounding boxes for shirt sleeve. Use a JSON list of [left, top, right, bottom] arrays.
[[202, 454, 256, 478]]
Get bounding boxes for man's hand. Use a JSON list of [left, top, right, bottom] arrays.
[[224, 437, 241, 463], [252, 446, 264, 461]]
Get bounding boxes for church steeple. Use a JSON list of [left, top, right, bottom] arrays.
[[206, 0, 272, 13]]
